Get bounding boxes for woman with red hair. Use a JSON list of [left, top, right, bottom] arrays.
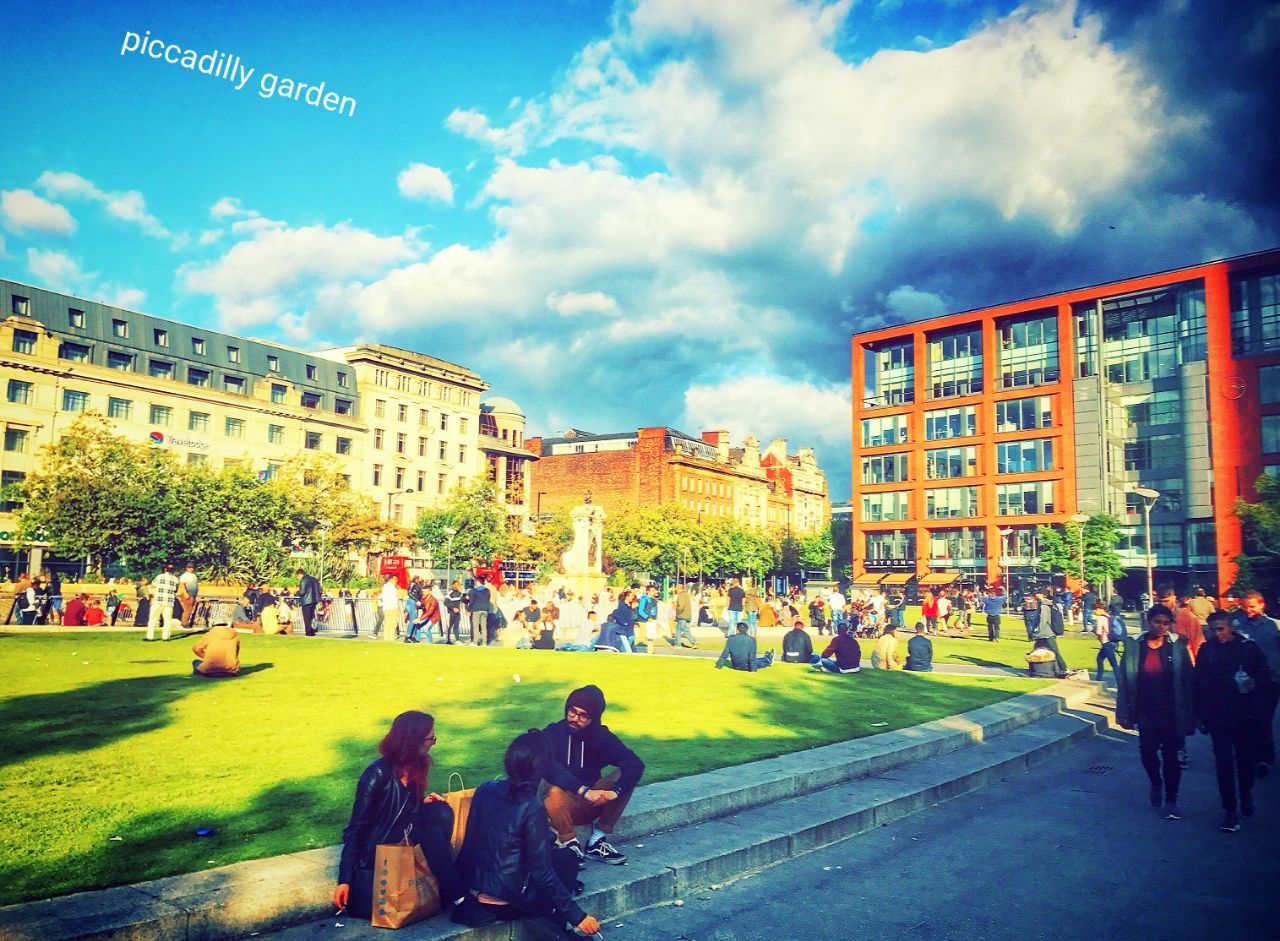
[[333, 711, 465, 918]]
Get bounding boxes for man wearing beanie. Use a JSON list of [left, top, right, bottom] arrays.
[[542, 684, 645, 866]]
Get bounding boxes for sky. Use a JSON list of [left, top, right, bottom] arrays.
[[3, 0, 1278, 501]]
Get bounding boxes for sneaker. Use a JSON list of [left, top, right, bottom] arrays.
[[1177, 749, 1189, 770], [1241, 793, 1254, 818], [763, 649, 775, 666], [585, 838, 627, 865], [1163, 802, 1181, 821], [559, 838, 586, 865], [1257, 762, 1272, 780], [1149, 785, 1161, 808], [1219, 811, 1240, 832]]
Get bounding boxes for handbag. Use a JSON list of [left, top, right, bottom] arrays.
[[371, 825, 441, 929], [444, 773, 475, 858]]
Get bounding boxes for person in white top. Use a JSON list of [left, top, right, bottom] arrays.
[[379, 575, 402, 643]]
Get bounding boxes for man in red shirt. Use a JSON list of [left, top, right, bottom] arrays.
[[84, 599, 106, 626], [62, 593, 89, 626]]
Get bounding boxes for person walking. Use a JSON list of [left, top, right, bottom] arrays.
[[146, 564, 181, 642], [1232, 590, 1280, 779], [1094, 602, 1124, 684], [378, 574, 402, 642], [1194, 611, 1272, 832], [1032, 591, 1068, 677], [178, 563, 200, 629], [295, 568, 322, 636], [467, 576, 493, 646], [667, 582, 697, 649], [1116, 604, 1196, 820], [444, 579, 464, 644], [981, 587, 1005, 642]]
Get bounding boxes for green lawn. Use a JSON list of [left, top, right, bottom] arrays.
[[926, 633, 1102, 672], [0, 632, 1043, 906]]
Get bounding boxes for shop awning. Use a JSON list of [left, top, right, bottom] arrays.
[[878, 572, 914, 585], [851, 574, 886, 587], [919, 573, 959, 586]]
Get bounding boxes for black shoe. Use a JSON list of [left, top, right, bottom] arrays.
[[1163, 802, 1181, 820], [559, 837, 586, 866], [586, 838, 627, 865], [1241, 792, 1254, 817]]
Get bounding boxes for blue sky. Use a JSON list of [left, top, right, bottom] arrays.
[[3, 0, 1277, 500]]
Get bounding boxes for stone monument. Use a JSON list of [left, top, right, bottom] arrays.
[[557, 497, 608, 600]]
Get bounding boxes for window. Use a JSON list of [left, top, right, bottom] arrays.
[[863, 339, 915, 408], [335, 398, 353, 415], [187, 453, 208, 467], [374, 429, 385, 449], [438, 440, 448, 461], [150, 359, 174, 380], [271, 383, 287, 404], [928, 527, 986, 565], [998, 311, 1059, 389], [12, 329, 37, 354], [459, 417, 469, 435], [267, 354, 280, 372], [373, 465, 383, 487], [1230, 269, 1280, 356], [394, 467, 405, 489], [996, 438, 1054, 474], [397, 433, 407, 454], [997, 481, 1056, 515], [418, 436, 427, 457], [1124, 390, 1181, 428], [11, 295, 29, 315], [224, 375, 246, 394], [440, 413, 449, 432], [154, 328, 169, 347], [924, 406, 976, 441], [861, 491, 911, 522], [107, 350, 134, 371], [227, 346, 241, 363], [419, 408, 428, 427], [112, 318, 129, 338], [225, 417, 244, 438], [107, 397, 133, 420], [1074, 300, 1099, 378], [416, 470, 426, 491], [374, 400, 387, 419], [995, 396, 1054, 433], [925, 486, 979, 518], [0, 470, 26, 512], [374, 368, 390, 387], [268, 424, 285, 444], [1122, 434, 1179, 472], [1263, 415, 1280, 453], [1104, 282, 1206, 380], [62, 389, 88, 412], [861, 452, 909, 485], [337, 371, 348, 388], [925, 446, 978, 479], [396, 374, 409, 391], [865, 530, 916, 565], [927, 326, 983, 399], [7, 380, 33, 405], [1261, 365, 1280, 405], [336, 436, 352, 455], [305, 364, 317, 381], [191, 337, 206, 355], [458, 444, 467, 463], [188, 411, 210, 432], [150, 405, 172, 426], [862, 414, 909, 447], [398, 404, 408, 423], [58, 341, 91, 362], [68, 308, 84, 328], [305, 431, 321, 450], [301, 392, 321, 409], [438, 473, 448, 494], [187, 367, 210, 388], [4, 428, 28, 453]]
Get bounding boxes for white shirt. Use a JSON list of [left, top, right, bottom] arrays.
[[380, 581, 400, 611]]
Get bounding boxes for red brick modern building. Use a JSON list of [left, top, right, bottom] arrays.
[[849, 248, 1280, 598]]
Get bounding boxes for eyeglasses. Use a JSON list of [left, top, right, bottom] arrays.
[[423, 734, 437, 745], [567, 708, 591, 721]]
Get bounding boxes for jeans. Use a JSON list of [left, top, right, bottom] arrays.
[[814, 656, 858, 674], [1208, 722, 1260, 812], [1095, 641, 1119, 682], [444, 608, 460, 643], [986, 613, 1001, 641], [470, 610, 489, 644], [1041, 635, 1068, 674], [671, 617, 697, 647], [617, 634, 633, 653], [301, 603, 317, 636], [1139, 725, 1182, 801]]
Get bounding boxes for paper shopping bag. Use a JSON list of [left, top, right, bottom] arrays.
[[371, 832, 441, 929], [445, 773, 475, 859]]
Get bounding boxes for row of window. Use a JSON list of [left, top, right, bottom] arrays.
[[861, 395, 1055, 447], [864, 527, 1043, 564], [372, 399, 467, 434], [680, 476, 731, 498], [371, 367, 476, 405], [861, 481, 1057, 521], [861, 439, 1055, 484], [371, 463, 453, 496]]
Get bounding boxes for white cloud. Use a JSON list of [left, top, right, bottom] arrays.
[[34, 170, 175, 242], [25, 248, 146, 309], [883, 285, 949, 321], [683, 375, 853, 456], [545, 290, 620, 316], [0, 235, 8, 259], [1, 189, 76, 236], [397, 163, 455, 204]]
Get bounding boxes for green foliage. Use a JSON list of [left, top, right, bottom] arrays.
[[506, 510, 573, 579], [415, 477, 510, 565], [1235, 474, 1280, 603], [795, 529, 835, 572], [601, 504, 776, 580], [1035, 513, 1124, 588]]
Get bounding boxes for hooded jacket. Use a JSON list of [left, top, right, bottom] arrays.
[[1116, 631, 1195, 735], [541, 685, 645, 794]]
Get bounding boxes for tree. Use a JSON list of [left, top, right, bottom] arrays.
[[415, 477, 510, 567], [602, 504, 709, 580], [505, 510, 573, 580], [1035, 513, 1124, 589], [1235, 474, 1280, 605]]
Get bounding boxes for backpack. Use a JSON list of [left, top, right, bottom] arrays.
[[1108, 613, 1128, 644], [1049, 605, 1065, 636]]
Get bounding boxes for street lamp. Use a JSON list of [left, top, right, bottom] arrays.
[[1133, 487, 1160, 601], [443, 526, 457, 590], [386, 487, 415, 520], [1069, 513, 1089, 590], [999, 528, 1014, 602]]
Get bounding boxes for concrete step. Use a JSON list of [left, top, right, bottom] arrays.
[[0, 680, 1104, 941]]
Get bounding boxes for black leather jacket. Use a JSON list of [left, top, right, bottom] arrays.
[[338, 757, 418, 884], [456, 779, 585, 925]]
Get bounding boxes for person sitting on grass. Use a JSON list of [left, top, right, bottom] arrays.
[[781, 619, 814, 664], [716, 622, 775, 672], [812, 625, 862, 674], [905, 622, 933, 672], [542, 685, 644, 866], [84, 598, 106, 627], [870, 622, 903, 670], [558, 611, 601, 652], [333, 711, 464, 921], [452, 730, 600, 936], [192, 624, 241, 677]]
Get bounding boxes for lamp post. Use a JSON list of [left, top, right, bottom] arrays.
[[385, 487, 414, 520], [999, 528, 1014, 602], [443, 526, 457, 590], [1069, 512, 1089, 590], [1133, 487, 1160, 601]]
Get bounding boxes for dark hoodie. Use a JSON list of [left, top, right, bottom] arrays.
[[541, 685, 645, 794]]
